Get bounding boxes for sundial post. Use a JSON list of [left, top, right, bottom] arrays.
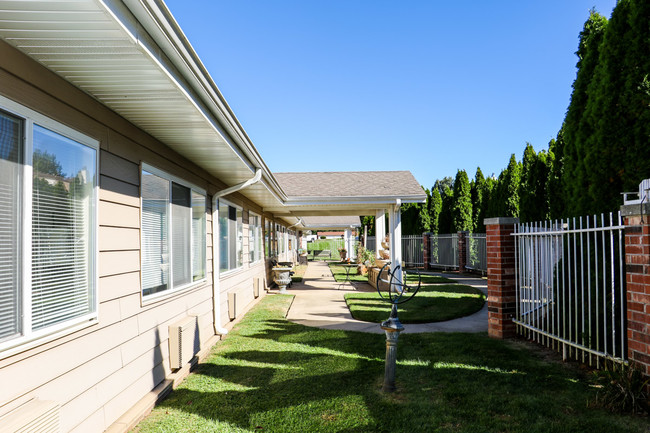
[[376, 263, 421, 392]]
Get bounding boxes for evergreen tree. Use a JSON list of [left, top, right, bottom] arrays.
[[561, 1, 650, 215], [429, 188, 442, 234], [361, 216, 374, 236], [433, 177, 454, 196], [482, 176, 497, 223], [491, 154, 521, 218], [520, 144, 551, 222], [452, 169, 473, 232], [580, 1, 632, 214], [561, 10, 608, 216], [420, 188, 432, 233], [547, 131, 564, 219], [438, 185, 454, 234], [400, 202, 422, 235], [471, 168, 485, 232]]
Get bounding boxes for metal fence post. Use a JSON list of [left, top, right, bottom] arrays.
[[621, 203, 650, 378], [485, 217, 519, 339]]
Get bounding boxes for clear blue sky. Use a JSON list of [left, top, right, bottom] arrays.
[[164, 0, 617, 190]]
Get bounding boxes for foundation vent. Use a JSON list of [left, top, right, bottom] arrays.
[[228, 292, 237, 321], [0, 399, 59, 433], [253, 278, 261, 298], [169, 315, 199, 370]]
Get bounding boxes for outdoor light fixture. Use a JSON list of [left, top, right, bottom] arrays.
[[376, 263, 421, 392]]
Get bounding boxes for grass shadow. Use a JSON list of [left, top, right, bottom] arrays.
[[135, 296, 648, 433]]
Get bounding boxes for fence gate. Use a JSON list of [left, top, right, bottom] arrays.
[[466, 233, 487, 272], [513, 212, 627, 365], [429, 233, 458, 269]]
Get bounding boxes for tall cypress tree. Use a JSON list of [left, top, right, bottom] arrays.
[[562, 10, 608, 216], [494, 154, 522, 218], [429, 188, 442, 234], [581, 1, 633, 214], [482, 176, 497, 223], [471, 168, 485, 232], [547, 131, 564, 219], [438, 185, 454, 234], [452, 170, 473, 232], [520, 144, 551, 222], [520, 144, 538, 222]]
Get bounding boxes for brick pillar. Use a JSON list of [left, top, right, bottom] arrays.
[[458, 231, 468, 273], [423, 232, 431, 270], [621, 204, 650, 377], [485, 217, 519, 339]]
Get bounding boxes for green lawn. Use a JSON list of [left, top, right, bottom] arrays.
[[404, 273, 455, 284], [344, 284, 486, 323], [133, 295, 648, 433]]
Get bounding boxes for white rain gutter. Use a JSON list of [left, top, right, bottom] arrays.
[[211, 168, 263, 335]]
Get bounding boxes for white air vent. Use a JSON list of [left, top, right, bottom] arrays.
[[623, 178, 650, 205], [169, 315, 199, 370], [0, 399, 60, 433]]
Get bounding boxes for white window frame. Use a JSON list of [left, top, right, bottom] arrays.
[[140, 163, 207, 303], [218, 199, 244, 275], [249, 211, 262, 264], [0, 95, 99, 357]]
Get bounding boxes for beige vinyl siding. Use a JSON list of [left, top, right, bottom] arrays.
[[0, 39, 267, 433]]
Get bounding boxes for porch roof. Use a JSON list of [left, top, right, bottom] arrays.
[[300, 216, 361, 231]]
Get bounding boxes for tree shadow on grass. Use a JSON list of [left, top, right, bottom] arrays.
[[154, 337, 631, 433], [142, 299, 647, 433]]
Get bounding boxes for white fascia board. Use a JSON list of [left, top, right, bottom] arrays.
[[103, 0, 288, 203], [103, 0, 253, 169], [129, 0, 288, 199]]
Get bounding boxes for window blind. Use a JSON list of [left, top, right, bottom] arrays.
[[0, 110, 22, 342], [31, 125, 96, 330], [171, 182, 191, 288], [192, 191, 206, 281], [141, 171, 169, 296]]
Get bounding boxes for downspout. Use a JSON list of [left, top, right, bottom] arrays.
[[211, 168, 263, 335], [214, 168, 262, 198]]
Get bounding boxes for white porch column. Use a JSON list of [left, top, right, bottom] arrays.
[[344, 228, 352, 259], [375, 209, 386, 258], [389, 201, 402, 287]]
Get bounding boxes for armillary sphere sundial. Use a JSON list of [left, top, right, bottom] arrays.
[[376, 262, 421, 392]]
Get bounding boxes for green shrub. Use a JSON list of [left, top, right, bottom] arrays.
[[593, 361, 649, 415]]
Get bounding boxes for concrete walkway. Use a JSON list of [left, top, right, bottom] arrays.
[[286, 261, 488, 334]]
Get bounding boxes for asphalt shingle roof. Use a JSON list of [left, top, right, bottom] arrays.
[[274, 171, 424, 198]]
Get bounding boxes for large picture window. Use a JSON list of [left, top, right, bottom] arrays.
[[218, 200, 243, 272], [141, 164, 206, 298], [0, 97, 98, 353], [249, 212, 262, 263], [264, 219, 271, 258]]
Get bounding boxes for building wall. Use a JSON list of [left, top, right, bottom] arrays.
[[0, 40, 284, 432]]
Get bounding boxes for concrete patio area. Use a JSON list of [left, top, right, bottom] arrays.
[[285, 261, 488, 334]]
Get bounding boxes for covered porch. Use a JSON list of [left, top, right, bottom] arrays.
[[269, 171, 427, 283]]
